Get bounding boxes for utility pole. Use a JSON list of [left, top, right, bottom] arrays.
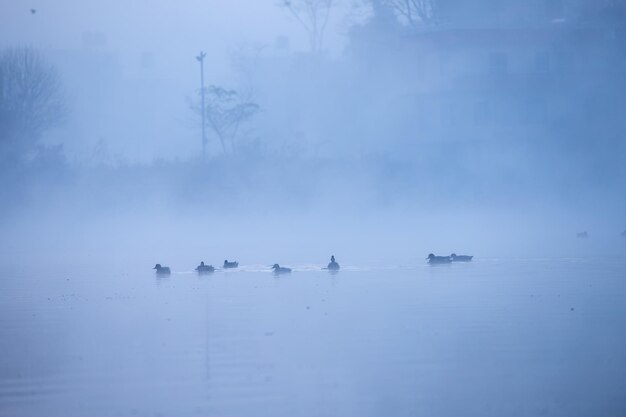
[[196, 51, 207, 160]]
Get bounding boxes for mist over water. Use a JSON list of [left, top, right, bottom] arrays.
[[1, 1, 626, 416]]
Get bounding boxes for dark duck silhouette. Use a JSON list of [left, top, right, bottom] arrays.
[[577, 231, 588, 239], [427, 254, 452, 264], [326, 255, 340, 270], [450, 253, 473, 262], [272, 264, 292, 274], [153, 264, 171, 275], [195, 261, 215, 273], [223, 260, 239, 269]]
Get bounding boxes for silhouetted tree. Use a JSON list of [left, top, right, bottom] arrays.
[[0, 46, 65, 161], [190, 86, 260, 154], [279, 0, 336, 53], [378, 0, 440, 26]]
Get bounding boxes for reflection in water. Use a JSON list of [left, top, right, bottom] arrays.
[[155, 273, 170, 285], [1, 260, 626, 417], [327, 268, 339, 287]]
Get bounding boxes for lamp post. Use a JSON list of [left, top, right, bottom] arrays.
[[196, 51, 207, 159]]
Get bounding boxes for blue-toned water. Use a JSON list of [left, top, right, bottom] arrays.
[[1, 259, 625, 417]]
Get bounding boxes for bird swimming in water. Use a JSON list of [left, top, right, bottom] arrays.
[[223, 260, 239, 269], [272, 264, 292, 274], [577, 231, 588, 239], [30, 8, 37, 14], [450, 253, 473, 262], [326, 255, 340, 270], [427, 254, 452, 264], [153, 264, 171, 275], [195, 261, 215, 273], [621, 230, 626, 237]]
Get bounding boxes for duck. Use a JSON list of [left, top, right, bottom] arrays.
[[195, 261, 215, 273], [326, 255, 340, 270], [272, 264, 292, 274], [223, 260, 239, 269], [427, 254, 452, 264], [450, 253, 473, 262], [577, 231, 588, 239], [153, 264, 171, 275], [621, 230, 626, 237]]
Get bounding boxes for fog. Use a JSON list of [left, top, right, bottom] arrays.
[[1, 1, 626, 416], [2, 0, 625, 263]]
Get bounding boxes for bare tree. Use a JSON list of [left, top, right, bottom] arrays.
[[229, 42, 266, 93], [0, 46, 65, 159], [379, 0, 439, 27], [279, 0, 336, 53], [190, 86, 260, 154]]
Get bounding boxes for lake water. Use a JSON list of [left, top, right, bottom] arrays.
[[1, 259, 625, 417]]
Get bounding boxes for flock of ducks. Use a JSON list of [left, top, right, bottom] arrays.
[[154, 256, 340, 275], [577, 230, 626, 238], [153, 228, 626, 274], [427, 253, 473, 264], [154, 253, 473, 274]]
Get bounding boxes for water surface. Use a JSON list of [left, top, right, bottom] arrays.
[[1, 259, 625, 417]]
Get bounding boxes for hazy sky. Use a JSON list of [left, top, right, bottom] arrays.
[[1, 1, 361, 160], [0, 0, 352, 79]]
